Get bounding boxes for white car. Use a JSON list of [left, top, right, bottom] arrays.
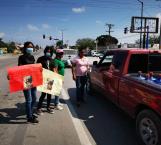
[[92, 52, 102, 57]]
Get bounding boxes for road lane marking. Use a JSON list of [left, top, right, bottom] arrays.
[[62, 88, 96, 145]]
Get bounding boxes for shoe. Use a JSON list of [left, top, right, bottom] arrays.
[[36, 109, 44, 115], [47, 108, 54, 114], [58, 103, 64, 107], [54, 105, 63, 111], [32, 114, 38, 119], [27, 118, 39, 124]]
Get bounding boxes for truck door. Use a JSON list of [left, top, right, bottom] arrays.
[[103, 52, 127, 104], [91, 53, 114, 95]]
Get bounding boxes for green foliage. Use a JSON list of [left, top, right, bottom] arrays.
[[0, 39, 7, 48], [70, 46, 78, 49], [56, 40, 63, 47], [76, 38, 95, 50], [7, 42, 16, 53], [149, 35, 159, 46], [96, 35, 118, 46]]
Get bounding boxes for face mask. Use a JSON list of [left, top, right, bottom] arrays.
[[26, 48, 33, 54], [45, 52, 51, 57]]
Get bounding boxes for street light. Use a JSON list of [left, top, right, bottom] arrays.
[[137, 0, 143, 48]]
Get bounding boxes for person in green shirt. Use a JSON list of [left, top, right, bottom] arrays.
[[50, 49, 65, 110]]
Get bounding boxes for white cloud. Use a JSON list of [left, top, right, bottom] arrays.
[[72, 7, 85, 13], [27, 24, 39, 31], [0, 32, 5, 38], [42, 24, 50, 29], [96, 20, 103, 24]]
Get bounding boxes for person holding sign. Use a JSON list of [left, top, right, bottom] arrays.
[[49, 49, 65, 110], [36, 46, 54, 115], [18, 41, 39, 123]]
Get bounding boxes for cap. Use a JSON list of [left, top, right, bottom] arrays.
[[56, 49, 64, 54]]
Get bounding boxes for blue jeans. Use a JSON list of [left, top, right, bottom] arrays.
[[23, 87, 37, 119], [54, 96, 59, 106], [76, 76, 87, 102]]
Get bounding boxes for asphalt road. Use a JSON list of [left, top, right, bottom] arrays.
[[0, 52, 139, 145]]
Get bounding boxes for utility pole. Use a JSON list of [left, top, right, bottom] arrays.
[[137, 0, 143, 48], [105, 23, 114, 36], [60, 29, 66, 48]]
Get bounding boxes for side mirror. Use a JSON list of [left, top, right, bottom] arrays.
[[93, 61, 98, 66]]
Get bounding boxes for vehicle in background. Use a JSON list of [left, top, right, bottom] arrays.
[[62, 49, 77, 67], [0, 48, 7, 54], [92, 52, 103, 57], [87, 48, 161, 145]]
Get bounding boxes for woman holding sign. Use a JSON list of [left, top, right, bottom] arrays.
[[36, 46, 54, 115], [18, 41, 39, 123], [49, 49, 65, 110]]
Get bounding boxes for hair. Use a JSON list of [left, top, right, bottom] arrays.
[[22, 41, 34, 54], [78, 48, 85, 55], [44, 46, 54, 56]]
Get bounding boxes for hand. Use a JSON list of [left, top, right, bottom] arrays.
[[7, 75, 10, 80], [72, 75, 76, 81]]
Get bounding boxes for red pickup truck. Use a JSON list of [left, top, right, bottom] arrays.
[[87, 49, 161, 145]]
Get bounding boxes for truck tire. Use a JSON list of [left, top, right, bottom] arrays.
[[136, 109, 161, 145], [86, 76, 94, 95]]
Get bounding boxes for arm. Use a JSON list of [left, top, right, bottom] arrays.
[[18, 56, 22, 66], [71, 62, 76, 81]]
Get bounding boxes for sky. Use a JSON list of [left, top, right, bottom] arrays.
[[0, 0, 161, 47]]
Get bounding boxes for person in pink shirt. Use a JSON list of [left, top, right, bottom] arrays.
[[71, 48, 89, 107]]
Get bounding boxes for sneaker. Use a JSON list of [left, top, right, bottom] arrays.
[[36, 109, 44, 115], [27, 118, 39, 124], [47, 108, 54, 114], [58, 103, 64, 107], [54, 105, 63, 111], [32, 114, 38, 119]]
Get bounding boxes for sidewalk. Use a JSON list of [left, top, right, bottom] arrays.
[[0, 91, 82, 145]]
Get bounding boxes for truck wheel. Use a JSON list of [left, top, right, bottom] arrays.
[[86, 77, 93, 95], [136, 109, 161, 145]]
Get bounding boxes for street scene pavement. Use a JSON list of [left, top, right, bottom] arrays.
[[0, 51, 138, 145]]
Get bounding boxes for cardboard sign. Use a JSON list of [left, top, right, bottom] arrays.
[[7, 64, 43, 93], [37, 68, 64, 96]]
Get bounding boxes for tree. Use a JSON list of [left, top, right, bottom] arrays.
[[76, 38, 95, 50], [0, 38, 7, 48], [7, 42, 16, 53], [149, 35, 159, 47], [135, 35, 159, 47], [96, 35, 118, 46], [56, 40, 63, 47]]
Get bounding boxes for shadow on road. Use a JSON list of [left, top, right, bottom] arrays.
[[67, 88, 138, 145], [0, 103, 27, 124]]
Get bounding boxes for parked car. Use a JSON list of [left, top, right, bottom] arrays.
[[92, 52, 102, 57], [87, 48, 161, 145], [62, 49, 77, 67]]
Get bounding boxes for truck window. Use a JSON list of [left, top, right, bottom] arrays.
[[128, 53, 161, 73], [98, 54, 114, 68], [128, 54, 148, 73], [112, 52, 126, 70], [149, 54, 161, 72]]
